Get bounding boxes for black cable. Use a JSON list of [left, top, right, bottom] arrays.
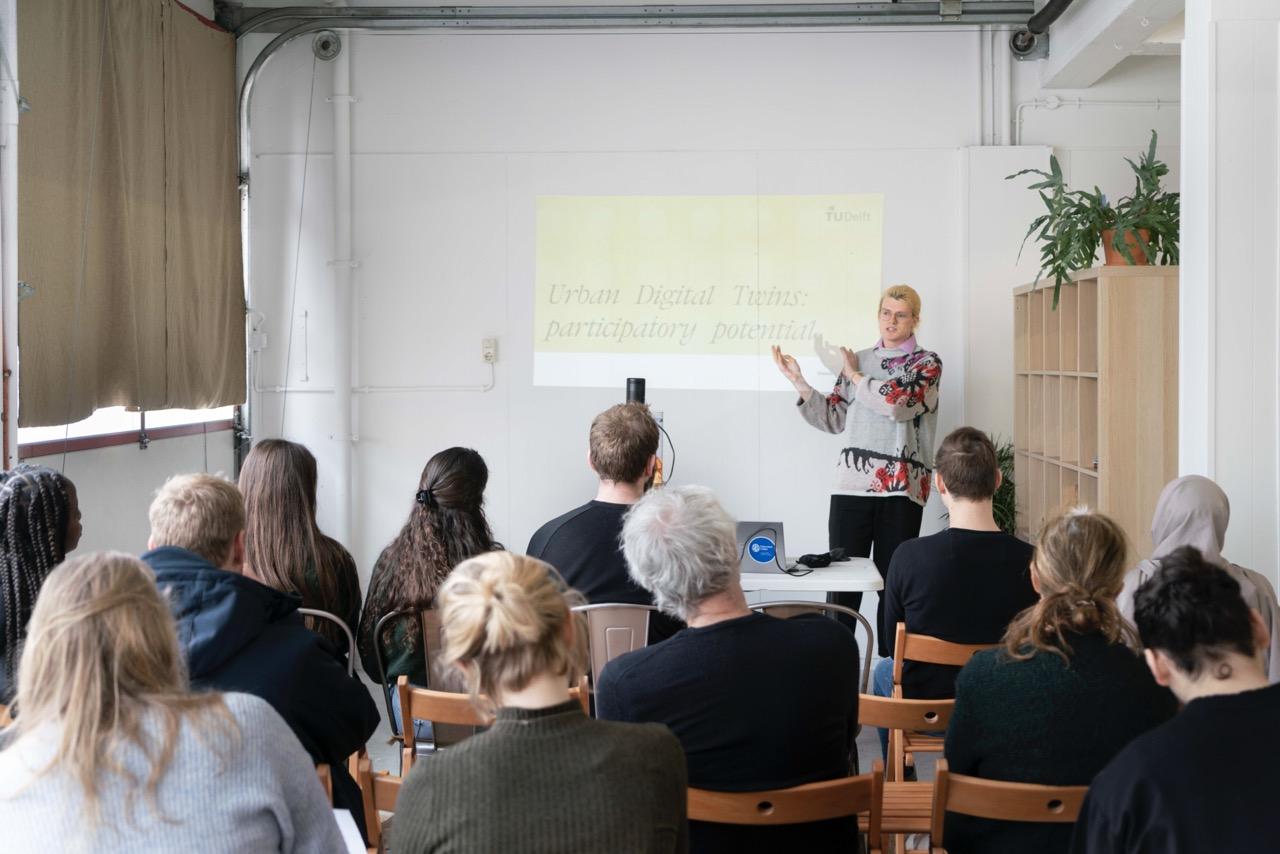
[[739, 525, 812, 577], [657, 419, 675, 484]]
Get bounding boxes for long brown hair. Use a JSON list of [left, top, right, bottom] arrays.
[[11, 552, 235, 824], [1003, 508, 1137, 662], [359, 448, 498, 662], [238, 440, 359, 646]]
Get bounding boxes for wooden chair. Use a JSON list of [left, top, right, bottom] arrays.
[[315, 763, 334, 804], [891, 623, 993, 781], [688, 761, 884, 854], [929, 759, 1088, 854], [356, 754, 403, 854], [858, 694, 955, 851], [298, 607, 357, 676], [396, 675, 590, 772], [571, 603, 657, 690], [0, 703, 10, 726], [374, 607, 476, 754]]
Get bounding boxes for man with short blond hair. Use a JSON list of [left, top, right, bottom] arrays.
[[528, 402, 680, 640], [143, 472, 379, 837], [147, 473, 245, 566]]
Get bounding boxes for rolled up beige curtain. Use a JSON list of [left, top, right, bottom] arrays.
[[16, 0, 244, 428]]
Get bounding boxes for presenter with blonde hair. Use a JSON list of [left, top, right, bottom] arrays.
[[773, 284, 942, 655]]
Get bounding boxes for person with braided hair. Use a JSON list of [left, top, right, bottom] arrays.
[[356, 447, 501, 731], [940, 509, 1176, 854], [0, 463, 82, 703]]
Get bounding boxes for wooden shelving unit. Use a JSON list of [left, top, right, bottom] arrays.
[[1012, 266, 1179, 559]]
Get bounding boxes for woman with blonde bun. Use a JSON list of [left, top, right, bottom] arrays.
[[941, 510, 1176, 854], [392, 551, 688, 854], [0, 552, 343, 852]]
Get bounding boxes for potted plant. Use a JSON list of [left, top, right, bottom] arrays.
[[1008, 130, 1179, 307]]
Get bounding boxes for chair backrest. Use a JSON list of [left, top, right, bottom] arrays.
[[688, 761, 883, 849], [892, 622, 996, 684], [297, 608, 357, 676], [929, 759, 1087, 851], [396, 676, 591, 769], [315, 763, 334, 804], [356, 754, 402, 850], [857, 693, 955, 733], [571, 603, 655, 688], [752, 600, 874, 696]]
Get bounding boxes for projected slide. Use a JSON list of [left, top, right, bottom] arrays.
[[533, 194, 883, 391]]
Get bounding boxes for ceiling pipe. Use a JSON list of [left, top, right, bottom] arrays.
[[229, 3, 1037, 37], [1010, 0, 1076, 57]]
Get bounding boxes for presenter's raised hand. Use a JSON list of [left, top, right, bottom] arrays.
[[772, 345, 813, 400], [839, 347, 865, 386]]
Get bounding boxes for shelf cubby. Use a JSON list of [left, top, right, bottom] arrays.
[[1011, 267, 1179, 558]]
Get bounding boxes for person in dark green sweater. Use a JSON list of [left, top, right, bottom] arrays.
[[392, 551, 688, 854], [356, 448, 500, 733], [942, 509, 1176, 854]]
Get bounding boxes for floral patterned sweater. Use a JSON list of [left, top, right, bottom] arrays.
[[797, 344, 942, 506]]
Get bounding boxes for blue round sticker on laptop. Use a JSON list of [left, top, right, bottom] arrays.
[[748, 536, 777, 564]]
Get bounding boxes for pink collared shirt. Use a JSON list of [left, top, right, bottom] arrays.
[[874, 334, 917, 354]]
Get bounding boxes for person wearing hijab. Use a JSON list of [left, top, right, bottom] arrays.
[[1117, 474, 1280, 682]]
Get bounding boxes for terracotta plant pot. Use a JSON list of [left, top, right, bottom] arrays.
[[1101, 228, 1152, 266]]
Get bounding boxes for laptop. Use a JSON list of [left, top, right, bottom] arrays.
[[736, 521, 789, 574]]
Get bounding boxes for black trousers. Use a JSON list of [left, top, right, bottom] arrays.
[[827, 494, 924, 658]]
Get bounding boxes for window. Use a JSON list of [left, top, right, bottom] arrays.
[[17, 405, 237, 460]]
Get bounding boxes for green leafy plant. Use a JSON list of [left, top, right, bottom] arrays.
[[1007, 130, 1179, 308], [992, 437, 1016, 537]]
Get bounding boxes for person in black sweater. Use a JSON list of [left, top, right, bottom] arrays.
[[596, 486, 860, 854], [1071, 546, 1280, 854], [943, 509, 1175, 854], [527, 402, 681, 641], [872, 428, 1037, 755]]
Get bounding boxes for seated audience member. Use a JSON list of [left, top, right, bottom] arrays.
[[393, 552, 688, 853], [874, 427, 1037, 755], [1118, 474, 1280, 681], [0, 552, 343, 852], [357, 447, 501, 724], [239, 439, 362, 653], [943, 509, 1176, 854], [597, 485, 860, 854], [527, 402, 681, 641], [0, 464, 81, 703], [142, 473, 378, 838], [1072, 546, 1280, 852]]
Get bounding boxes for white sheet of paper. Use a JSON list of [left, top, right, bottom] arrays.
[[333, 808, 365, 854]]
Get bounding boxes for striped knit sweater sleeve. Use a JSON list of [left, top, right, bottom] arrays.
[[392, 701, 688, 854]]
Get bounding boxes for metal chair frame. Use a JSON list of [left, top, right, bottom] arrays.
[[751, 600, 874, 696], [570, 602, 658, 691], [297, 607, 357, 677]]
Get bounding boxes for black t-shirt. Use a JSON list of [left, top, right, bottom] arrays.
[[596, 612, 860, 853], [1071, 682, 1280, 854], [527, 500, 681, 641], [884, 528, 1037, 698]]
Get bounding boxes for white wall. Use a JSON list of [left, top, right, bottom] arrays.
[[26, 431, 236, 555], [241, 30, 1182, 602], [966, 54, 1182, 441], [1180, 0, 1280, 584]]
